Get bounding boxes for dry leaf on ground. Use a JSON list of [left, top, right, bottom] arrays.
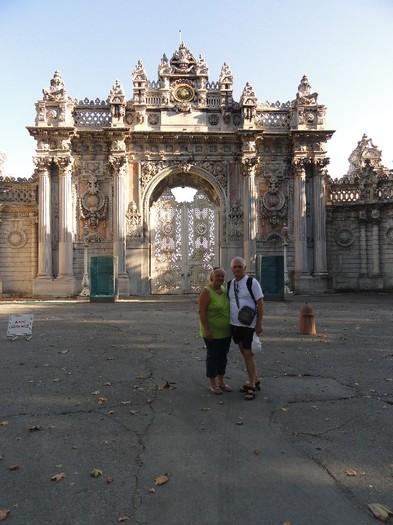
[[345, 468, 358, 477], [8, 464, 19, 471], [91, 468, 103, 478], [158, 381, 176, 391], [51, 472, 66, 481], [117, 516, 130, 522], [0, 509, 10, 521], [154, 473, 169, 486], [368, 503, 393, 522]]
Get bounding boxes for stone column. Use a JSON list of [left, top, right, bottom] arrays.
[[371, 208, 381, 277], [34, 157, 53, 278], [359, 210, 368, 278], [293, 160, 308, 275], [56, 156, 75, 278], [311, 162, 329, 292], [109, 153, 129, 296], [242, 158, 258, 274]]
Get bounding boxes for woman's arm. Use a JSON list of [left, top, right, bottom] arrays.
[[198, 288, 212, 339]]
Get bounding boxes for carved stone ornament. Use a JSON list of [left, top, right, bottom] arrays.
[[260, 176, 287, 227], [385, 226, 393, 245], [126, 201, 142, 238], [78, 174, 109, 230], [227, 200, 243, 240], [335, 227, 355, 247], [42, 70, 67, 101], [4, 224, 28, 248], [295, 75, 318, 105]]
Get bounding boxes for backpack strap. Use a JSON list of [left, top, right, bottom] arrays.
[[246, 276, 257, 306], [228, 276, 257, 305]]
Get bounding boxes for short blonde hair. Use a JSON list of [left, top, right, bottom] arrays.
[[209, 266, 225, 281]]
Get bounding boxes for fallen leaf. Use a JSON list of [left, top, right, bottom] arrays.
[[103, 382, 111, 386], [158, 381, 176, 391], [97, 397, 107, 405], [154, 473, 169, 486], [0, 421, 9, 427], [368, 503, 393, 522], [106, 476, 114, 484], [0, 509, 10, 521], [9, 464, 20, 471], [121, 400, 132, 405], [281, 407, 289, 413], [91, 391, 100, 395], [91, 468, 103, 478], [117, 517, 130, 522], [130, 410, 139, 415], [51, 472, 66, 481], [346, 468, 358, 477], [236, 421, 243, 425], [148, 487, 156, 493], [29, 425, 42, 432], [253, 448, 261, 455]]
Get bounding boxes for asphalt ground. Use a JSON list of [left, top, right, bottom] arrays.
[[0, 292, 392, 525]]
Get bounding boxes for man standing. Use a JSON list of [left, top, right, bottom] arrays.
[[228, 257, 264, 400]]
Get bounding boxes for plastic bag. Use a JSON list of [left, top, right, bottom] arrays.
[[251, 332, 262, 353]]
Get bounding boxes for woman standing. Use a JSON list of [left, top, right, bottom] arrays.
[[199, 267, 232, 394]]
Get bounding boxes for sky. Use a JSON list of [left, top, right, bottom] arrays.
[[0, 0, 392, 181]]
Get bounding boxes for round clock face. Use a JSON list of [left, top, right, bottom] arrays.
[[173, 84, 195, 103]]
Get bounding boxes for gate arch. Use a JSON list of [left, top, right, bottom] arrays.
[[142, 165, 227, 294]]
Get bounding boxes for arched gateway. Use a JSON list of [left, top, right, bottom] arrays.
[[2, 42, 343, 297]]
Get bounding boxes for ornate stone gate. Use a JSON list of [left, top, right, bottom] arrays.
[[1, 42, 392, 298]]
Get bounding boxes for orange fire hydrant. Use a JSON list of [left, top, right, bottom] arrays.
[[299, 303, 316, 335]]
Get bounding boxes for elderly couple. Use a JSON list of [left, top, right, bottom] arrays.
[[198, 257, 264, 401]]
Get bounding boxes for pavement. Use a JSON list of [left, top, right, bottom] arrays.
[[0, 292, 392, 525]]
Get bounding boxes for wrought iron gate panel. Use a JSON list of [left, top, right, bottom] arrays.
[[151, 189, 216, 294]]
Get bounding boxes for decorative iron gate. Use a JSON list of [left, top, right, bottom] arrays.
[[150, 189, 217, 294]]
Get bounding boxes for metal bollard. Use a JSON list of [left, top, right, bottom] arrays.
[[299, 303, 316, 335]]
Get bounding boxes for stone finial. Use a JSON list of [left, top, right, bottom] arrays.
[[132, 60, 147, 81], [42, 70, 67, 101], [295, 75, 318, 105]]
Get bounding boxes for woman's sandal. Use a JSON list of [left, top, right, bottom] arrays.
[[239, 380, 261, 393], [244, 386, 256, 400]]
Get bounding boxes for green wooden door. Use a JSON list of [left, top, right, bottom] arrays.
[[256, 255, 284, 300]]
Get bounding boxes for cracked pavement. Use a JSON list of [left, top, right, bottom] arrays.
[[0, 293, 392, 524]]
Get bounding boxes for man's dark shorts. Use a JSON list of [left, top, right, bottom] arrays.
[[230, 325, 254, 350]]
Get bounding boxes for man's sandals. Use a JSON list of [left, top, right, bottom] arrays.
[[239, 380, 261, 395], [244, 386, 257, 400]]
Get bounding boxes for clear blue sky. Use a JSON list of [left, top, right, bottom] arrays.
[[0, 0, 392, 180]]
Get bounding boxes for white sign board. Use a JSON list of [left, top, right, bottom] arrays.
[[7, 315, 33, 337]]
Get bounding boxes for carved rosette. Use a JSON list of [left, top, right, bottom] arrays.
[[335, 227, 355, 247], [3, 221, 28, 249]]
